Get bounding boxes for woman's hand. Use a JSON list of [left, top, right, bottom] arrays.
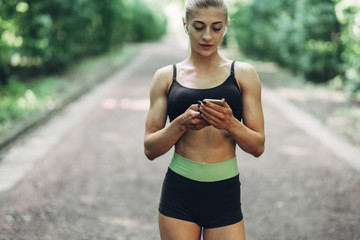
[[199, 99, 236, 131], [181, 104, 210, 130]]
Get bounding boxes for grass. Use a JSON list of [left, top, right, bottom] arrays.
[[0, 78, 67, 132], [0, 45, 138, 135]]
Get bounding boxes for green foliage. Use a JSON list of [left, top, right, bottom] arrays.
[[0, 0, 167, 83], [335, 0, 360, 94], [231, 0, 342, 83], [124, 0, 168, 42], [0, 44, 137, 133], [231, 0, 360, 93], [0, 78, 65, 132]]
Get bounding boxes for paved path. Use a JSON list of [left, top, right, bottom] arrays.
[[0, 38, 359, 240]]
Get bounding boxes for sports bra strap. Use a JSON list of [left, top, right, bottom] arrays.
[[172, 64, 177, 81], [230, 61, 236, 76]]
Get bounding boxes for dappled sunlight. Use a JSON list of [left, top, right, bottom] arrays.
[[313, 89, 346, 103], [354, 108, 360, 118], [278, 87, 347, 103], [99, 216, 144, 228], [277, 145, 310, 157], [100, 132, 120, 142], [100, 98, 150, 111], [278, 88, 309, 101], [101, 98, 117, 110], [163, 1, 183, 35], [119, 98, 150, 111], [162, 1, 189, 51], [328, 116, 350, 126]]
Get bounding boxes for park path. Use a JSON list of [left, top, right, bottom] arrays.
[[0, 37, 359, 240]]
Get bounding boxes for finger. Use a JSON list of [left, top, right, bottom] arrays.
[[189, 104, 200, 111], [221, 98, 230, 108], [190, 103, 200, 108], [200, 107, 224, 124], [192, 117, 208, 123], [189, 109, 199, 115], [201, 100, 226, 113], [201, 114, 220, 128], [200, 105, 225, 122], [192, 118, 210, 129]]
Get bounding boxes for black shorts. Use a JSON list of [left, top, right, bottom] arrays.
[[159, 168, 243, 229]]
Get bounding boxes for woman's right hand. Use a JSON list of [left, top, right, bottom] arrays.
[[181, 104, 210, 130]]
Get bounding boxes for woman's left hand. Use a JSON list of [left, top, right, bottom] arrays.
[[199, 99, 236, 131]]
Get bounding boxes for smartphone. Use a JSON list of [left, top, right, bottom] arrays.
[[203, 99, 223, 105]]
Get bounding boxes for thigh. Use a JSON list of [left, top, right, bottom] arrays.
[[203, 220, 246, 240], [159, 212, 202, 240]]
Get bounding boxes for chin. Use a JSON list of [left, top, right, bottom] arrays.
[[196, 49, 218, 57]]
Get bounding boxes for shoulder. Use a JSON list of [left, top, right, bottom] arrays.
[[151, 65, 174, 94], [233, 61, 258, 80], [153, 65, 174, 81], [233, 61, 261, 91]]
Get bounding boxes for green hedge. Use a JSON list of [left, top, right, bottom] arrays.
[[335, 0, 360, 94], [231, 0, 360, 94], [0, 0, 167, 84], [231, 0, 341, 83]]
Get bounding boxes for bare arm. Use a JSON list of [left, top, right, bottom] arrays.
[[199, 63, 265, 157], [144, 66, 209, 160]]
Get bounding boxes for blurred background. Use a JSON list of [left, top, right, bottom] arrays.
[[0, 1, 360, 239], [0, 0, 359, 146]]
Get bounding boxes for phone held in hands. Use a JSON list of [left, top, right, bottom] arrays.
[[203, 99, 223, 105]]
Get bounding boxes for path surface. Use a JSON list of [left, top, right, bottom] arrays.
[[0, 38, 359, 240]]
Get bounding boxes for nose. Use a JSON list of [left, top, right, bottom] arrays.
[[202, 28, 212, 42]]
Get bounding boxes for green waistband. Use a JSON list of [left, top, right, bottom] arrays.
[[169, 153, 239, 182]]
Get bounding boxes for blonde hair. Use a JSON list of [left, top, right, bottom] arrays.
[[184, 0, 229, 23]]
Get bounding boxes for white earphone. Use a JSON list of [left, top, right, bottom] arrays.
[[184, 25, 189, 35], [223, 27, 228, 36]]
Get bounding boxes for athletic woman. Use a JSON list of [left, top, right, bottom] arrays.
[[144, 0, 265, 239]]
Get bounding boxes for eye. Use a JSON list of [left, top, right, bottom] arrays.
[[194, 26, 204, 31], [213, 28, 222, 31]]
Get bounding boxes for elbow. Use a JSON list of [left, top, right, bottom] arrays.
[[144, 138, 156, 161], [252, 138, 265, 158], [253, 146, 264, 158], [144, 148, 156, 161], [144, 143, 159, 161]]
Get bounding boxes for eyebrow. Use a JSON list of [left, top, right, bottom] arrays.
[[193, 20, 224, 25]]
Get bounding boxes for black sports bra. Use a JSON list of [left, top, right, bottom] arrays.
[[167, 61, 243, 122]]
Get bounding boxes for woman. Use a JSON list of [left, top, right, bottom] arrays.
[[144, 0, 265, 239]]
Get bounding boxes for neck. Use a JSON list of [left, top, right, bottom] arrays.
[[187, 49, 225, 69]]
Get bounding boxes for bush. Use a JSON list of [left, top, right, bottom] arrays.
[[230, 0, 342, 83], [124, 0, 168, 42], [0, 0, 166, 84], [335, 0, 360, 94]]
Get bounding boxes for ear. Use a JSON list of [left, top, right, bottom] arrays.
[[182, 17, 188, 35]]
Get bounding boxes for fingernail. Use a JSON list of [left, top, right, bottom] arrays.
[[202, 100, 207, 105], [198, 100, 201, 107]]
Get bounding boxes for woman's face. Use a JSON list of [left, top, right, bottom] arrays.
[[185, 7, 228, 57]]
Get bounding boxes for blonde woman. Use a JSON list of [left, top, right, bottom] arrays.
[[144, 0, 265, 239]]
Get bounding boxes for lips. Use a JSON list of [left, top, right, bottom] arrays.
[[200, 44, 214, 50]]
